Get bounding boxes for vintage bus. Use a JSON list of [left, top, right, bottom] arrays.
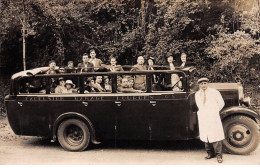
[[4, 67, 260, 153]]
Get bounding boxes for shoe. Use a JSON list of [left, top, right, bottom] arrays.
[[204, 154, 215, 160], [217, 155, 223, 163]]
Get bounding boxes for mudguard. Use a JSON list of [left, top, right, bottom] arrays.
[[220, 106, 260, 122], [52, 112, 100, 144]]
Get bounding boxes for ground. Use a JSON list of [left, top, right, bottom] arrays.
[[0, 118, 259, 165]]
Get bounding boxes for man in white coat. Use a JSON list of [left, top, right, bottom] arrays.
[[195, 77, 225, 163]]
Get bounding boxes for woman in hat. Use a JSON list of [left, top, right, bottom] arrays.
[[62, 80, 78, 93], [54, 77, 66, 94]]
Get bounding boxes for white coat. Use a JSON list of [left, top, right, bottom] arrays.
[[195, 87, 225, 143]]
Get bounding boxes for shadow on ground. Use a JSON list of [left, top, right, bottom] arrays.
[[21, 137, 205, 152]]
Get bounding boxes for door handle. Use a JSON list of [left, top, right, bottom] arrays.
[[82, 101, 88, 107], [150, 101, 156, 106], [115, 101, 121, 107], [18, 101, 23, 107]]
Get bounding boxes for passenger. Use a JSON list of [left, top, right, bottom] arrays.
[[49, 75, 58, 94], [39, 79, 48, 94], [62, 80, 78, 93], [54, 77, 66, 94], [130, 56, 147, 91], [147, 57, 163, 91], [165, 55, 182, 91], [88, 49, 104, 71], [106, 57, 124, 85], [93, 76, 106, 92], [106, 57, 124, 72], [127, 77, 134, 88], [78, 53, 94, 72], [45, 60, 59, 74], [20, 82, 34, 93], [147, 57, 158, 83], [84, 79, 98, 93], [118, 77, 142, 93], [179, 52, 192, 68], [104, 77, 112, 92], [65, 61, 76, 73], [59, 67, 65, 74]]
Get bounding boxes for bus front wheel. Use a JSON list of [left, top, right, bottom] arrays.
[[222, 115, 259, 155]]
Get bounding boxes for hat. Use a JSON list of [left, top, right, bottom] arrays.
[[65, 80, 75, 86], [198, 77, 209, 84], [148, 57, 154, 60], [58, 77, 65, 81]]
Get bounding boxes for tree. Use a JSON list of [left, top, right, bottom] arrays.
[[205, 31, 260, 82]]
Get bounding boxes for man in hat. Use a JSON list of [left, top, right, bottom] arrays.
[[55, 77, 66, 94], [130, 56, 147, 90], [195, 77, 225, 163], [78, 54, 94, 72]]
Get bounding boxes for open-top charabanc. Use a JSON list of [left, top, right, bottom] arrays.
[[4, 67, 260, 154]]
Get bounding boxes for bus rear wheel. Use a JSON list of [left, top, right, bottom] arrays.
[[222, 115, 259, 155], [57, 119, 90, 151]]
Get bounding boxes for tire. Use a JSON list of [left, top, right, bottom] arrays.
[[222, 115, 259, 155], [57, 119, 90, 151]]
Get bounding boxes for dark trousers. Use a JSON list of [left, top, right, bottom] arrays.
[[205, 141, 223, 157]]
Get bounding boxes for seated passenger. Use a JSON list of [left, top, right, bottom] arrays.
[[62, 80, 78, 93], [78, 53, 94, 72], [49, 77, 58, 93], [84, 79, 98, 93], [104, 77, 112, 92], [128, 77, 134, 88], [118, 77, 142, 93], [164, 55, 182, 91], [20, 82, 34, 93], [131, 56, 147, 91], [59, 68, 65, 74], [93, 76, 106, 92], [106, 57, 124, 72], [55, 77, 66, 93], [39, 80, 48, 94], [65, 61, 76, 73]]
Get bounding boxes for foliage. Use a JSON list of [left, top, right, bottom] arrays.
[[205, 31, 260, 82], [0, 0, 260, 115]]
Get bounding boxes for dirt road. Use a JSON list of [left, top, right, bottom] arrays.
[[0, 118, 259, 165]]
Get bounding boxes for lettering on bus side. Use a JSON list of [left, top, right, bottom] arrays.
[[24, 97, 64, 101], [116, 96, 149, 101]]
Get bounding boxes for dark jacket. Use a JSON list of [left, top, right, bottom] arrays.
[[78, 62, 94, 72]]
